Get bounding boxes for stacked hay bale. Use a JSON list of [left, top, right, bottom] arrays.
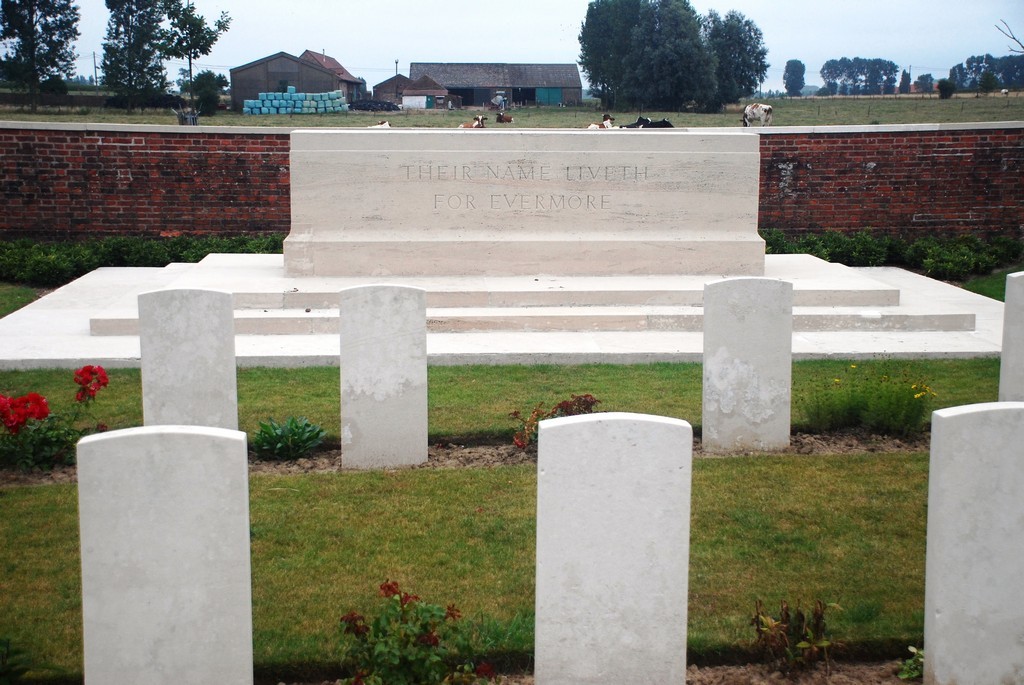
[[243, 85, 347, 115]]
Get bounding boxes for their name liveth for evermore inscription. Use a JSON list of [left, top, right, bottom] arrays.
[[400, 163, 651, 212]]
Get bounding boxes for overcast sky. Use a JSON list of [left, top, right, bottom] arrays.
[[68, 0, 1022, 92]]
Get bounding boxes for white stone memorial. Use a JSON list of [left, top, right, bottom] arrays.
[[286, 129, 764, 277], [998, 271, 1023, 401], [139, 288, 238, 429], [702, 278, 792, 453], [339, 284, 427, 468], [924, 402, 1024, 685], [535, 412, 693, 685], [77, 426, 253, 685]]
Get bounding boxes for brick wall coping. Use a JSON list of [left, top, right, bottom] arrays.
[[1, 120, 1022, 135]]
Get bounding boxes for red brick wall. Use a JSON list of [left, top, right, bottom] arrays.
[[0, 126, 290, 240], [1, 123, 1021, 241], [758, 126, 1024, 237]]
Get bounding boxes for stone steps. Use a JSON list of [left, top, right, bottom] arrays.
[[90, 303, 974, 336]]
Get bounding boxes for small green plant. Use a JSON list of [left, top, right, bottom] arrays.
[[509, 393, 601, 449], [898, 645, 924, 680], [801, 362, 936, 437], [0, 636, 63, 684], [251, 416, 325, 460], [0, 638, 30, 684], [752, 599, 841, 674], [0, 365, 109, 470], [338, 581, 495, 685]]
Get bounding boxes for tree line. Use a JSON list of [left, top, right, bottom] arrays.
[[0, 0, 230, 113], [578, 0, 768, 111]]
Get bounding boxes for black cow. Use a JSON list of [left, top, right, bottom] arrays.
[[619, 116, 674, 129]]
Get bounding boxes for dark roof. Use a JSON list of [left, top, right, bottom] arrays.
[[373, 74, 412, 92], [300, 50, 365, 85], [230, 51, 338, 79], [409, 63, 582, 89], [403, 75, 448, 96]]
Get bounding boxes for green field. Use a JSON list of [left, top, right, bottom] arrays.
[[1, 92, 1022, 128]]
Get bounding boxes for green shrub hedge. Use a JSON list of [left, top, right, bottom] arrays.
[[761, 229, 1022, 281], [0, 231, 1019, 287], [0, 234, 285, 287]]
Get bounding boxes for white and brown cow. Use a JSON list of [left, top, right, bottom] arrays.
[[587, 114, 616, 129], [742, 103, 773, 127], [367, 120, 391, 128], [458, 115, 488, 128]]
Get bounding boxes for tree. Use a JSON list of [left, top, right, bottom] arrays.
[[936, 78, 955, 99], [996, 20, 1023, 54], [190, 68, 226, 115], [619, 0, 717, 111], [978, 70, 1000, 94], [914, 73, 935, 94], [0, 0, 79, 111], [158, 0, 230, 111], [581, 0, 752, 111], [702, 9, 768, 105], [578, 0, 643, 109], [819, 57, 898, 95], [101, 0, 167, 111], [898, 69, 910, 94], [783, 59, 805, 97]]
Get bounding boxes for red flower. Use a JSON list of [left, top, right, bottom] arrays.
[[399, 591, 420, 607], [416, 631, 439, 647], [73, 365, 108, 403], [1, 392, 49, 434], [445, 604, 462, 621], [340, 611, 369, 636], [475, 662, 496, 679], [379, 580, 401, 598]]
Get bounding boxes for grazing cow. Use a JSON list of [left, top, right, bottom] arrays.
[[368, 120, 391, 128], [1002, 88, 1010, 96], [495, 112, 515, 123], [458, 115, 487, 128], [587, 114, 616, 129], [742, 103, 773, 127]]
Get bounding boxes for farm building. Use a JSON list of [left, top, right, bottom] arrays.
[[372, 74, 412, 104], [409, 63, 583, 107], [229, 51, 365, 111], [299, 50, 367, 101], [401, 75, 453, 110]]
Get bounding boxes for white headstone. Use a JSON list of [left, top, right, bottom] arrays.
[[535, 412, 692, 684], [924, 402, 1024, 685], [339, 284, 427, 468], [998, 271, 1024, 401], [702, 277, 792, 453], [139, 288, 238, 429], [77, 426, 253, 685]]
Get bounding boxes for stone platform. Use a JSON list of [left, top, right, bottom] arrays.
[[0, 253, 1004, 369]]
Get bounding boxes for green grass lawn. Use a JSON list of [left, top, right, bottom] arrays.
[[1, 453, 928, 683], [1, 92, 1022, 128], [0, 358, 1001, 445], [960, 263, 1023, 301], [0, 283, 38, 318], [0, 358, 1002, 681]]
